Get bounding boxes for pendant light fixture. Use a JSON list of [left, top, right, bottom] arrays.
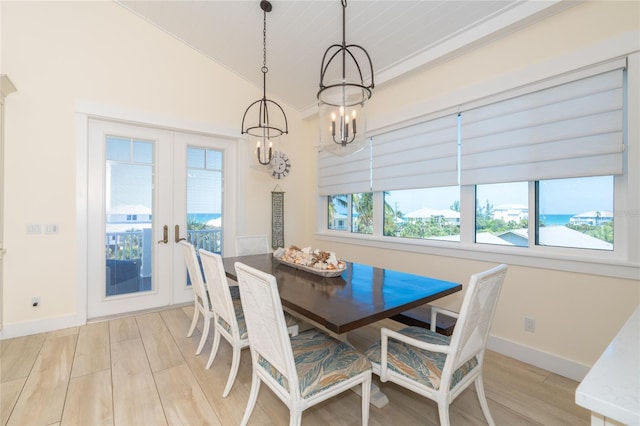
[[317, 0, 374, 156], [241, 0, 288, 166]]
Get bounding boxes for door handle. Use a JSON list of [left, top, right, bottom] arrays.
[[157, 225, 169, 244], [175, 225, 186, 243]]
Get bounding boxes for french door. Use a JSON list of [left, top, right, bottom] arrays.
[[87, 118, 236, 318]]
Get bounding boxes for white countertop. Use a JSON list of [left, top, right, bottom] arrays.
[[576, 305, 640, 425]]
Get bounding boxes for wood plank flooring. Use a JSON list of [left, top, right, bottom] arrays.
[[0, 306, 590, 425]]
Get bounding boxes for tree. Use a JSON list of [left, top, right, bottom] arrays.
[[567, 220, 613, 243], [475, 199, 495, 231], [352, 193, 373, 234], [398, 218, 459, 239], [384, 202, 402, 236], [483, 200, 494, 220]]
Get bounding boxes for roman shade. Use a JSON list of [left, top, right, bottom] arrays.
[[318, 140, 371, 196], [460, 59, 626, 185], [371, 114, 459, 192]]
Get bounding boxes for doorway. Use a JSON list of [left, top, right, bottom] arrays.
[[87, 118, 237, 318]]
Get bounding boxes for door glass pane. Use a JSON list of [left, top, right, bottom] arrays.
[[186, 147, 223, 255], [133, 140, 153, 163], [105, 136, 154, 296]]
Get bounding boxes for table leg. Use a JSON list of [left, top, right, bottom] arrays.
[[351, 381, 389, 408]]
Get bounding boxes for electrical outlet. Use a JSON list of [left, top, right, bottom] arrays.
[[32, 297, 40, 307], [524, 317, 536, 333]]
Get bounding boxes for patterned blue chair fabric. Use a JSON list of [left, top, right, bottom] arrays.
[[258, 329, 371, 398], [217, 304, 247, 339], [365, 326, 478, 390]]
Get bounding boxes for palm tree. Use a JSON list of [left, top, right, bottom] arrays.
[[352, 193, 373, 233]]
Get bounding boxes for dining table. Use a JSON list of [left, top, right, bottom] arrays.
[[222, 253, 462, 407], [222, 253, 462, 335]]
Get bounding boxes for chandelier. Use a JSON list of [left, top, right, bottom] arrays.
[[317, 0, 374, 156], [241, 0, 288, 166]]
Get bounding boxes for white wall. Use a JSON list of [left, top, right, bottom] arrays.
[[309, 1, 640, 379], [0, 1, 313, 332]]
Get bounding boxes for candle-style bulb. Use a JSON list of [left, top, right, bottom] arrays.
[[352, 111, 357, 135]]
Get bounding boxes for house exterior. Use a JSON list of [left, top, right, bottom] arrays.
[[570, 211, 614, 226], [404, 208, 461, 226], [106, 204, 152, 232], [492, 204, 528, 223]]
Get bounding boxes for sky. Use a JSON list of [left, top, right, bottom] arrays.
[[384, 176, 613, 215]]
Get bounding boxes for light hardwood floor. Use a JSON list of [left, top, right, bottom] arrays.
[[1, 305, 589, 425]]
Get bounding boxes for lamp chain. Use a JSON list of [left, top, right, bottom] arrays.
[[241, 0, 288, 167], [262, 10, 267, 73]]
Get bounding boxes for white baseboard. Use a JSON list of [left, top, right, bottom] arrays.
[[488, 335, 590, 382], [0, 314, 83, 340]]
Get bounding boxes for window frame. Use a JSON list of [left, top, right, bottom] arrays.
[[316, 51, 639, 280]]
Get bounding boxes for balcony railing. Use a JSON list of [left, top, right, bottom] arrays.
[[106, 228, 222, 261]]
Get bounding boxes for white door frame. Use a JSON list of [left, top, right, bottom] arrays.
[[76, 101, 243, 323]]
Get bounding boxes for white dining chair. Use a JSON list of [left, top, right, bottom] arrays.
[[235, 234, 270, 256], [234, 261, 372, 426], [180, 241, 214, 355], [199, 249, 299, 398], [365, 264, 508, 426]]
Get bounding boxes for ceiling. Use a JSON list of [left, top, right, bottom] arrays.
[[117, 0, 570, 116]]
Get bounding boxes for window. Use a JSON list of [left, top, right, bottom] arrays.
[[186, 147, 223, 253], [475, 182, 528, 247], [384, 187, 460, 240], [352, 193, 373, 234], [327, 193, 373, 234], [328, 195, 348, 231], [537, 176, 613, 250], [317, 56, 637, 279]]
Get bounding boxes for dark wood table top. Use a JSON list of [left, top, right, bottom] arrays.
[[222, 254, 462, 335]]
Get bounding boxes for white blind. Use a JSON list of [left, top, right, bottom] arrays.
[[317, 140, 371, 195], [461, 64, 625, 185], [371, 114, 459, 191]]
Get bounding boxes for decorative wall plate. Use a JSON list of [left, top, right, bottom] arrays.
[[271, 151, 291, 179]]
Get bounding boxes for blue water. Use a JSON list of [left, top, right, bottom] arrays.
[[539, 214, 574, 226], [187, 213, 221, 224], [190, 213, 573, 225]]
